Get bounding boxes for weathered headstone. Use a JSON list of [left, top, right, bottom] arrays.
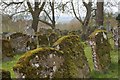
[[0, 39, 13, 61], [116, 14, 120, 50], [9, 33, 29, 53], [24, 26, 35, 36], [0, 69, 12, 80], [54, 29, 61, 37], [89, 29, 111, 72], [13, 48, 64, 78], [112, 27, 118, 49], [60, 30, 68, 36], [26, 36, 37, 50], [49, 32, 59, 46], [53, 35, 90, 78], [37, 33, 49, 47]]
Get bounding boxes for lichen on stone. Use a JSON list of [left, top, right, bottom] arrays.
[[89, 29, 106, 39], [13, 47, 64, 78], [53, 35, 90, 78], [89, 29, 111, 72]]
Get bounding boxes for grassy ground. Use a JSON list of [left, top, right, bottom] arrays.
[[0, 54, 24, 78], [84, 46, 118, 78], [0, 39, 118, 78]]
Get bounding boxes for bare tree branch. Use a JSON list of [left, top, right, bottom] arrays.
[[10, 9, 29, 17], [43, 10, 53, 23], [38, 1, 46, 14], [3, 1, 24, 10], [27, 1, 33, 14], [71, 1, 84, 24], [39, 19, 53, 27]]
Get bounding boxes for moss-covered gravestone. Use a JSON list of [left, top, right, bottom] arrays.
[[53, 35, 90, 78], [0, 39, 13, 61], [0, 69, 12, 80], [49, 32, 59, 46], [37, 33, 49, 47], [89, 29, 111, 72], [13, 48, 64, 78], [9, 32, 27, 39]]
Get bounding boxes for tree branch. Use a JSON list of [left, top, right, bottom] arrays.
[[71, 1, 83, 24], [39, 19, 53, 27], [38, 1, 46, 14], [3, 1, 24, 10], [43, 10, 53, 23], [27, 1, 33, 14], [10, 9, 29, 17]]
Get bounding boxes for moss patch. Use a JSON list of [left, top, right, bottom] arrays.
[[13, 47, 64, 78], [53, 35, 90, 78]]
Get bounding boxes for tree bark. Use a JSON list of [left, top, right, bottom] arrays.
[[32, 13, 39, 32], [96, 0, 104, 26]]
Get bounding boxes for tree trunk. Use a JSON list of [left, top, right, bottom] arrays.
[[32, 14, 39, 32], [96, 0, 104, 26]]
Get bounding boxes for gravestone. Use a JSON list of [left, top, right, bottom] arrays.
[[24, 26, 35, 36], [49, 32, 59, 46], [68, 31, 77, 35], [0, 39, 13, 61], [112, 27, 119, 49], [116, 13, 120, 49], [13, 48, 64, 78], [54, 29, 61, 37], [37, 33, 49, 47], [9, 32, 27, 39], [9, 33, 29, 53], [0, 69, 12, 80], [53, 35, 90, 78], [45, 29, 53, 36], [60, 30, 68, 36], [26, 36, 37, 50], [89, 29, 111, 72]]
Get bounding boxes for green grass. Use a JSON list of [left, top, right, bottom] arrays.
[[0, 54, 23, 78]]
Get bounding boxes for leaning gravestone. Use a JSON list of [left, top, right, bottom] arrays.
[[89, 29, 111, 72], [53, 35, 90, 78], [13, 48, 64, 78], [0, 39, 13, 61]]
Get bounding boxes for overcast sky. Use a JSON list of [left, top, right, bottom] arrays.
[[1, 0, 120, 23]]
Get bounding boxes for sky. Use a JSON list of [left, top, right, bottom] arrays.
[[1, 0, 120, 23]]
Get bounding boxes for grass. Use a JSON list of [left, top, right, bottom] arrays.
[[1, 39, 118, 78], [0, 54, 23, 78]]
